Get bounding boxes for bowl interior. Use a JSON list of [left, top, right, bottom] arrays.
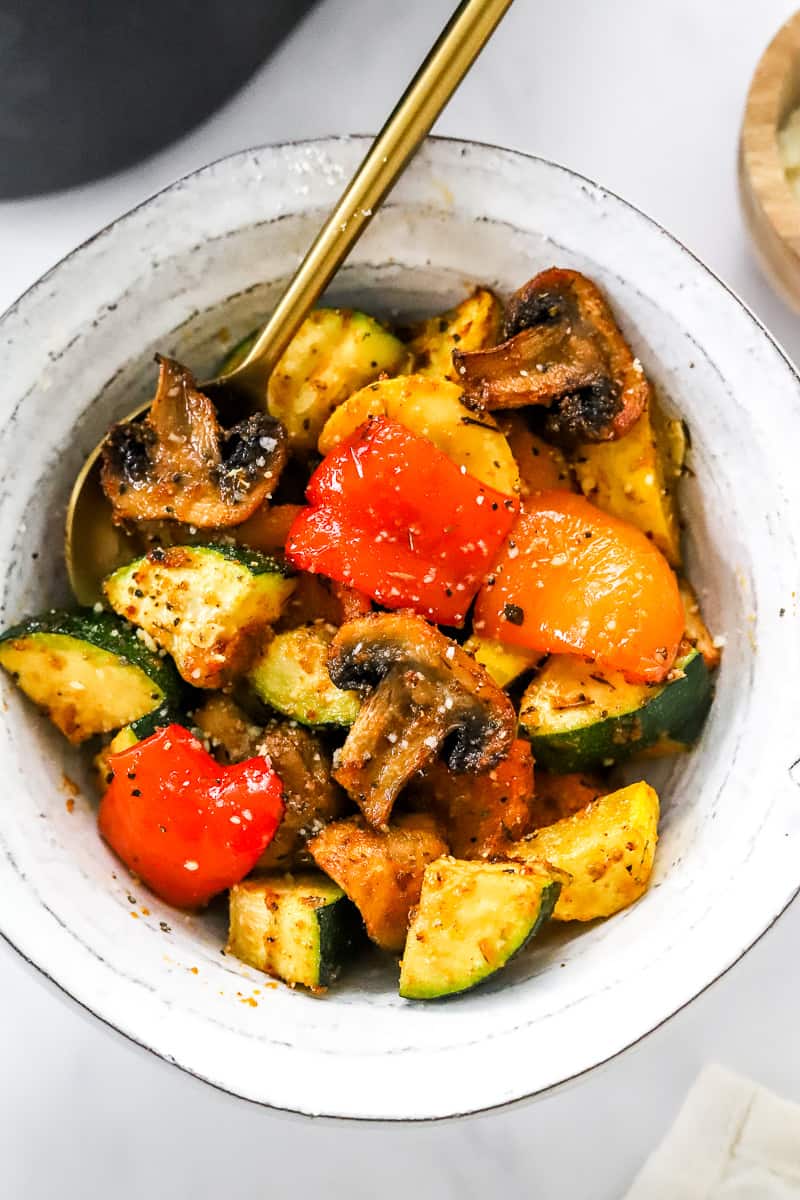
[[0, 138, 799, 1120]]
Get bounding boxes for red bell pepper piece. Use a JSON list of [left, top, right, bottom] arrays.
[[474, 490, 683, 683], [286, 417, 519, 626], [98, 724, 284, 908]]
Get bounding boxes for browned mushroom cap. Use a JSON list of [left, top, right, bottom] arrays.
[[453, 269, 650, 445], [101, 355, 287, 527], [327, 612, 516, 829], [254, 719, 348, 870]]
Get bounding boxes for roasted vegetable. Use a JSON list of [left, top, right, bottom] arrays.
[[267, 308, 410, 451], [571, 396, 686, 566], [497, 413, 574, 496], [248, 623, 361, 726], [410, 738, 536, 859], [191, 693, 262, 763], [104, 544, 295, 688], [318, 373, 519, 495], [680, 578, 721, 670], [475, 490, 685, 684], [454, 269, 649, 445], [193, 696, 347, 870], [99, 724, 284, 908], [463, 634, 540, 688], [101, 356, 287, 527], [0, 609, 182, 744], [227, 873, 363, 990], [287, 416, 518, 627], [509, 781, 659, 921], [327, 613, 517, 828], [399, 858, 562, 1000], [518, 647, 713, 772], [309, 813, 448, 951], [527, 771, 606, 830], [404, 288, 503, 382], [276, 574, 372, 631], [255, 720, 347, 869], [228, 503, 303, 555]]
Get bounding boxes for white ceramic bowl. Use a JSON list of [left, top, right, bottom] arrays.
[[1, 137, 799, 1121]]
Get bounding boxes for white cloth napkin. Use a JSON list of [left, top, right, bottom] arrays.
[[624, 1065, 800, 1199]]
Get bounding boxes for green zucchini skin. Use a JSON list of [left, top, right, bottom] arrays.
[[227, 873, 364, 989], [185, 543, 293, 578], [313, 892, 366, 988], [129, 699, 181, 739], [399, 859, 562, 1001], [0, 608, 183, 742], [519, 649, 713, 773], [248, 624, 360, 727], [104, 544, 296, 689]]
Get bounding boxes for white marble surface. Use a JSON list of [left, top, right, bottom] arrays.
[[1, 0, 799, 1194]]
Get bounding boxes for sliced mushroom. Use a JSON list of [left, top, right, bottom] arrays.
[[254, 719, 348, 870], [192, 696, 347, 869], [101, 355, 287, 527], [453, 269, 650, 445], [327, 612, 516, 828]]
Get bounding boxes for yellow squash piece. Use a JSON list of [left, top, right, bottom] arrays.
[[509, 781, 660, 921], [318, 373, 519, 495], [463, 634, 540, 688], [405, 288, 502, 382], [571, 397, 685, 565], [268, 308, 411, 452]]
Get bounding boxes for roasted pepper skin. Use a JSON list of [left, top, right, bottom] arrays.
[[99, 724, 284, 908], [286, 416, 519, 626], [475, 491, 683, 684]]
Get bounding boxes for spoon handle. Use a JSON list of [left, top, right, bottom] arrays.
[[233, 0, 514, 388]]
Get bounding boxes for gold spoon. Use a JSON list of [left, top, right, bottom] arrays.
[[65, 0, 514, 604]]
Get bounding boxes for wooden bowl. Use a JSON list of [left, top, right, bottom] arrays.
[[740, 9, 800, 309]]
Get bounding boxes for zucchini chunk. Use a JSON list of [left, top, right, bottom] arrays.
[[571, 397, 685, 566], [399, 858, 561, 1000], [104, 544, 295, 689], [0, 609, 181, 744], [309, 814, 448, 952], [318, 373, 519, 495], [404, 288, 503, 382], [268, 308, 410, 451], [509, 781, 659, 921], [463, 634, 540, 688], [518, 648, 712, 772], [227, 873, 363, 990], [248, 623, 361, 726]]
